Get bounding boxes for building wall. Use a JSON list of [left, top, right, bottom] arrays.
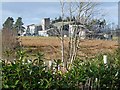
[[69, 24, 86, 39], [38, 31, 48, 37], [79, 30, 86, 39], [27, 24, 38, 36], [29, 25, 36, 35], [69, 25, 74, 37], [41, 18, 50, 30]]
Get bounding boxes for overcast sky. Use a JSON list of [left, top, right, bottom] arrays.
[[0, 1, 119, 29]]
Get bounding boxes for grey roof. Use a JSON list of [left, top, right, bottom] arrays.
[[53, 21, 74, 28], [39, 28, 55, 32]]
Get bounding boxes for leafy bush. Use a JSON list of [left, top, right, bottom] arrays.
[[1, 48, 120, 89]]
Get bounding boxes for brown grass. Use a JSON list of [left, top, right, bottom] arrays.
[[20, 36, 118, 60], [0, 31, 2, 58], [21, 36, 69, 47]]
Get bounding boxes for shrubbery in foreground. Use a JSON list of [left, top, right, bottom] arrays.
[[1, 49, 120, 89]]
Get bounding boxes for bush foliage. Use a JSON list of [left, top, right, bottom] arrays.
[[1, 48, 120, 89]]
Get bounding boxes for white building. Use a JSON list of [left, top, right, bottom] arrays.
[[26, 18, 50, 36], [26, 24, 42, 36], [38, 30, 48, 37], [25, 18, 91, 38], [26, 24, 36, 36], [69, 24, 88, 39], [29, 24, 36, 35]]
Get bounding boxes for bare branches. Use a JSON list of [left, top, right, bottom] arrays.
[[58, 1, 98, 69], [60, 0, 65, 63]]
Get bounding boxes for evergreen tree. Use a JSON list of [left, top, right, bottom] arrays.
[[14, 17, 25, 33], [58, 16, 62, 22], [3, 17, 14, 29]]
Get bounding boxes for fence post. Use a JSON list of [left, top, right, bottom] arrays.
[[58, 65, 60, 71], [103, 55, 107, 64], [49, 61, 52, 69]]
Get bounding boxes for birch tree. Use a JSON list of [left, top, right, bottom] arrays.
[[60, 0, 65, 63], [58, 0, 98, 69], [69, 2, 97, 64], [61, 1, 97, 66]]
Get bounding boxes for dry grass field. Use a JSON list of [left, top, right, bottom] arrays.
[[0, 31, 2, 58], [20, 36, 118, 60]]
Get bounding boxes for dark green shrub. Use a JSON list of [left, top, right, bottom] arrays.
[[1, 48, 120, 89]]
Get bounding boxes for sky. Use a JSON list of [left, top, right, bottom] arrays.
[[0, 1, 119, 29]]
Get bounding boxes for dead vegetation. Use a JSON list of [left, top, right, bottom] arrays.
[[0, 31, 2, 58], [20, 36, 118, 60], [1, 29, 19, 60]]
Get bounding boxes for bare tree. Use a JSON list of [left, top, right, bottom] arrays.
[[70, 2, 97, 64], [60, 1, 98, 68], [60, 0, 65, 63], [54, 1, 98, 69]]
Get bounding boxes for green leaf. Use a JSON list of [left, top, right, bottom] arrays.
[[15, 80, 19, 85], [10, 85, 16, 88], [3, 84, 9, 88]]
